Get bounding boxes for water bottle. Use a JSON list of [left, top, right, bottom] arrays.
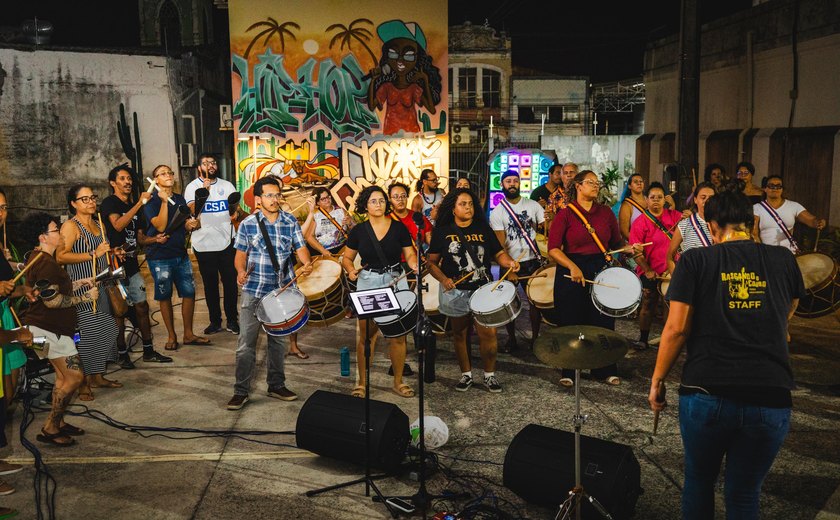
[[340, 347, 350, 377]]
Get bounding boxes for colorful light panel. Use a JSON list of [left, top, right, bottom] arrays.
[[487, 149, 554, 211]]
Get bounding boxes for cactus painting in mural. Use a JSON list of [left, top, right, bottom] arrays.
[[117, 103, 144, 200]]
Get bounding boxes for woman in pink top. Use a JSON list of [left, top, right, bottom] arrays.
[[629, 182, 682, 349]]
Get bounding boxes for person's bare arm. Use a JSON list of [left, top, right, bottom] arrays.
[[618, 202, 632, 241], [150, 200, 169, 232], [666, 226, 683, 275], [649, 301, 694, 411]]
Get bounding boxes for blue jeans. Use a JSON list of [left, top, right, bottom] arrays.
[[148, 256, 196, 300], [233, 292, 289, 396], [679, 393, 790, 520]]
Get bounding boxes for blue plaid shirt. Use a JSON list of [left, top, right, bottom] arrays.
[[234, 211, 306, 299]]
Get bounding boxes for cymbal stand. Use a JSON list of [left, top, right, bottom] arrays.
[[554, 368, 613, 520]]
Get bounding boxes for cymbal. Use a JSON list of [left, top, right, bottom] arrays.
[[533, 325, 628, 370]]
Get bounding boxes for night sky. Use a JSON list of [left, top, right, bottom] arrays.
[[3, 0, 753, 82]]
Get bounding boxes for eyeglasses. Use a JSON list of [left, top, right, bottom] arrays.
[[766, 183, 783, 189], [391, 195, 408, 201], [580, 180, 603, 188], [44, 229, 60, 235], [155, 171, 175, 177], [425, 177, 438, 183], [387, 49, 416, 62], [0, 205, 7, 212], [736, 170, 751, 176], [368, 199, 387, 206], [74, 195, 98, 204], [318, 196, 331, 201], [260, 193, 282, 200]]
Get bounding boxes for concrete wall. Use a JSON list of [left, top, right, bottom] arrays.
[[0, 47, 177, 214], [541, 134, 640, 199]]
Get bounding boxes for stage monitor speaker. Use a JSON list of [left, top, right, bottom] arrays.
[[503, 424, 642, 519], [296, 390, 409, 473]]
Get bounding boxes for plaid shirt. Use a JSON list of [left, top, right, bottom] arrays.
[[234, 211, 306, 298]]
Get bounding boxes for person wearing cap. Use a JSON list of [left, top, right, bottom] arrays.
[[490, 170, 545, 352], [368, 19, 443, 135]]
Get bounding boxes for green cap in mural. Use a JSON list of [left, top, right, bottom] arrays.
[[377, 19, 427, 50]]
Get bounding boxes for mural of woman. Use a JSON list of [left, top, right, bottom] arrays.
[[367, 20, 442, 135]]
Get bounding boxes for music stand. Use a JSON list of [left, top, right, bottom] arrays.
[[306, 286, 401, 518]]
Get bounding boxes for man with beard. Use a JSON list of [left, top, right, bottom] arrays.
[[101, 164, 172, 366], [411, 168, 444, 224], [489, 170, 545, 352], [185, 153, 239, 335]]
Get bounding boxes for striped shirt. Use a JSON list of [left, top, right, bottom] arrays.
[[678, 214, 712, 253], [234, 211, 306, 299]]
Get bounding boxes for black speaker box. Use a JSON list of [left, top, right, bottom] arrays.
[[296, 390, 409, 473], [503, 424, 642, 519]]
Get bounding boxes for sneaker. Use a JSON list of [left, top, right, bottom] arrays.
[[0, 462, 22, 476], [143, 350, 173, 363], [267, 386, 298, 401], [455, 374, 473, 392], [226, 394, 249, 410], [117, 353, 136, 370], [484, 375, 503, 393], [226, 321, 240, 335], [499, 341, 517, 354], [204, 323, 224, 335], [387, 363, 414, 376]]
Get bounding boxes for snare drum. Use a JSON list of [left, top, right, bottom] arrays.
[[469, 281, 522, 328], [255, 287, 310, 336], [526, 266, 556, 310], [590, 267, 642, 317], [296, 257, 346, 326], [373, 290, 418, 338], [795, 252, 840, 318]]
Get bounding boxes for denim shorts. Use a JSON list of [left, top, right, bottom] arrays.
[[148, 256, 196, 301], [124, 272, 148, 305], [439, 287, 474, 317], [355, 269, 409, 292]]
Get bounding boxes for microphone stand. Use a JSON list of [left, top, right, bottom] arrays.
[[377, 212, 468, 517]]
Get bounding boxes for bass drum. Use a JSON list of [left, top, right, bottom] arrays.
[[373, 290, 418, 338], [296, 257, 347, 326], [590, 267, 642, 318], [795, 252, 840, 318], [526, 266, 556, 310]]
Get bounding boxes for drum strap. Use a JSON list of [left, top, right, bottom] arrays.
[[759, 201, 800, 253], [498, 198, 543, 262], [688, 213, 712, 247], [625, 198, 673, 240], [257, 216, 283, 278], [452, 226, 491, 283], [390, 213, 417, 250], [364, 220, 393, 271], [319, 207, 348, 239], [567, 203, 613, 263]]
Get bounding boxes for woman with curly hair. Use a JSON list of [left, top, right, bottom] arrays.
[[341, 186, 418, 399], [427, 188, 519, 393], [305, 186, 354, 258], [367, 20, 442, 135]]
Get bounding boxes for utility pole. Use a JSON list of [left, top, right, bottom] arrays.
[[676, 0, 700, 208]]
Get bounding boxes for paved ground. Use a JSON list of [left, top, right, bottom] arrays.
[[1, 260, 838, 519]]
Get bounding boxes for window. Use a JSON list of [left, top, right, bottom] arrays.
[[562, 105, 580, 123], [482, 70, 501, 108], [458, 68, 477, 109], [448, 69, 454, 108], [159, 0, 182, 53], [518, 106, 535, 123]]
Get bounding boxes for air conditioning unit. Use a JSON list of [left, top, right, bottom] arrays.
[[180, 143, 195, 167], [451, 124, 471, 144]]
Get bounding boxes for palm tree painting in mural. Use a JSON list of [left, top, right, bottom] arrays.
[[243, 17, 300, 58], [366, 20, 442, 135], [326, 18, 379, 63]]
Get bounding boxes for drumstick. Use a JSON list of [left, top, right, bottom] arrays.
[[97, 212, 111, 268], [145, 177, 176, 205], [3, 221, 6, 253], [514, 273, 548, 281], [11, 251, 44, 284], [91, 250, 97, 314], [814, 228, 821, 252], [492, 251, 527, 291], [605, 242, 653, 256], [290, 200, 309, 214], [653, 380, 666, 435], [563, 274, 619, 289], [451, 270, 475, 286], [141, 177, 156, 204], [9, 306, 21, 328]]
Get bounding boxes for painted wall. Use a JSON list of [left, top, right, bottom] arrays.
[[0, 48, 178, 214], [228, 0, 449, 213]]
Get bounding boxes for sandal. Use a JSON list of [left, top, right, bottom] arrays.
[[605, 376, 621, 386], [286, 350, 309, 360], [183, 336, 211, 346], [351, 385, 365, 398], [78, 389, 94, 401], [164, 340, 179, 351], [36, 428, 76, 447], [392, 384, 415, 398], [90, 378, 123, 389], [559, 378, 574, 388], [60, 423, 85, 436]]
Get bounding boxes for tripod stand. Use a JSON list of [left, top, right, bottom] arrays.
[[554, 368, 613, 520], [306, 312, 399, 518], [376, 213, 468, 517]]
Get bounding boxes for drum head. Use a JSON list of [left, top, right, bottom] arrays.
[[374, 290, 417, 324], [297, 258, 342, 298], [527, 266, 555, 309], [591, 267, 642, 313], [796, 253, 836, 290], [423, 275, 440, 314], [470, 281, 516, 314], [256, 288, 307, 323]]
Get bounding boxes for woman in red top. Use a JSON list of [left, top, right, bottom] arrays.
[[548, 171, 640, 387]]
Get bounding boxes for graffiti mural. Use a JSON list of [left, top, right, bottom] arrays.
[[229, 1, 449, 213]]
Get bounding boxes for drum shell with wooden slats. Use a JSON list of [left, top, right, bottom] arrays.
[[295, 257, 347, 326], [795, 252, 840, 318]]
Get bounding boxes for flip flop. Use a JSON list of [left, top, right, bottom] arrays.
[[605, 376, 621, 386], [351, 385, 365, 398], [36, 429, 76, 447], [90, 378, 123, 389], [164, 340, 179, 351], [559, 378, 574, 388], [392, 384, 415, 398], [78, 389, 94, 401], [183, 337, 211, 346], [286, 350, 309, 360], [60, 423, 85, 436]]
